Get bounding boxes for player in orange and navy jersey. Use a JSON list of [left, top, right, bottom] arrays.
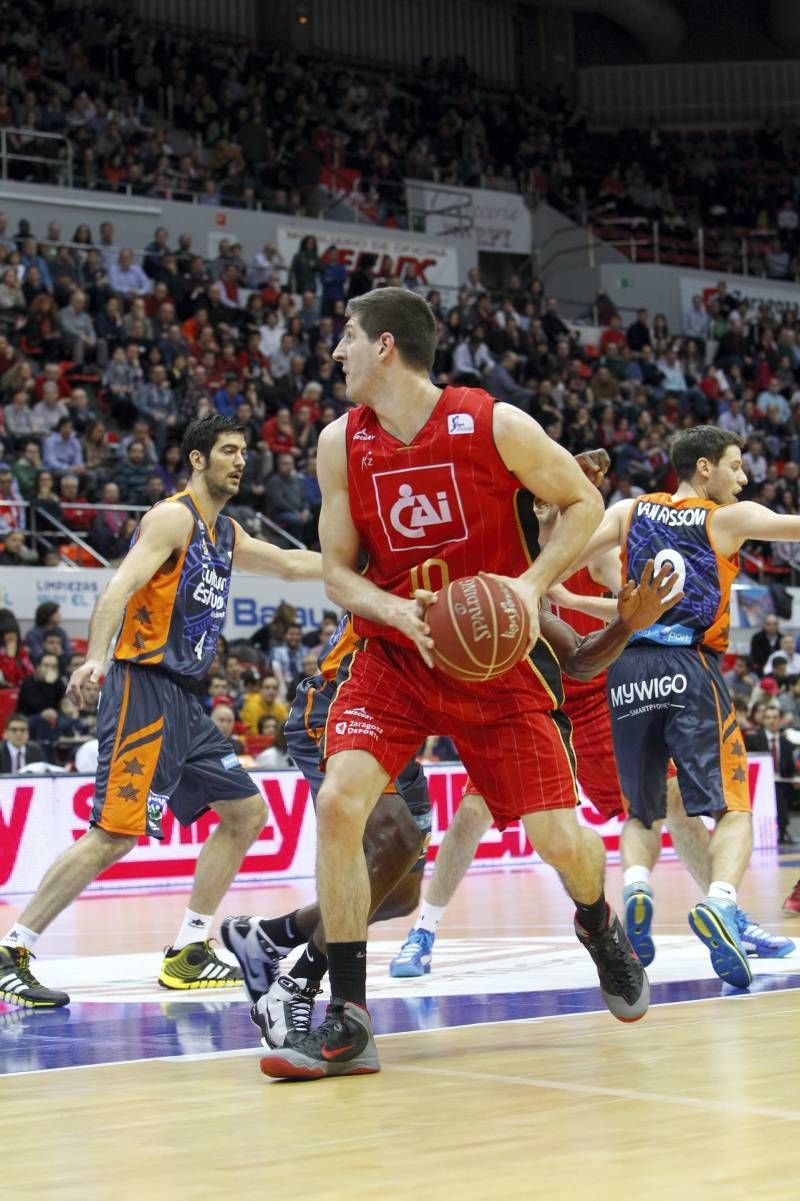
[[582, 425, 800, 989], [259, 288, 649, 1083], [390, 494, 793, 978], [0, 415, 321, 1009]]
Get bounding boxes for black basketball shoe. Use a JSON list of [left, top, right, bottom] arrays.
[[259, 999, 381, 1080], [0, 945, 70, 1008], [575, 905, 650, 1022]]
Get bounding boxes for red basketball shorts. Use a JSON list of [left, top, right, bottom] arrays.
[[563, 686, 626, 820], [463, 684, 626, 821], [324, 638, 578, 827]]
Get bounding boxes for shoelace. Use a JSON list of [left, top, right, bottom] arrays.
[[593, 929, 640, 994], [203, 939, 239, 974], [289, 984, 320, 1035], [297, 1007, 350, 1053], [737, 913, 777, 942], [9, 946, 38, 985], [396, 931, 430, 960]]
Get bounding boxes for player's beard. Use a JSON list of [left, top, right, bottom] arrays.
[[206, 473, 241, 504]]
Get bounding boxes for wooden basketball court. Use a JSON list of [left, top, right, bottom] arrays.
[[2, 854, 798, 1201]]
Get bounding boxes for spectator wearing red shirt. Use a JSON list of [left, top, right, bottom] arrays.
[[598, 314, 627, 356], [260, 407, 299, 460], [58, 473, 96, 534], [215, 340, 242, 381], [0, 629, 34, 687]]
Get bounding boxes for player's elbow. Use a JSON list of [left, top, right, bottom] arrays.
[[584, 487, 606, 525], [323, 564, 349, 607], [279, 552, 302, 581], [563, 657, 595, 683]]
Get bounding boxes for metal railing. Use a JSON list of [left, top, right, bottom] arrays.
[[0, 128, 73, 190], [0, 499, 313, 566], [537, 208, 800, 283], [254, 512, 306, 551]]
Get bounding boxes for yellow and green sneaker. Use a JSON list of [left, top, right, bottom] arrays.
[[158, 940, 244, 990]]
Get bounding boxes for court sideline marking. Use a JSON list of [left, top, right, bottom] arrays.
[[3, 988, 799, 1081]]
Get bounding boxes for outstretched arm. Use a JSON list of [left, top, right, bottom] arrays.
[[543, 561, 681, 681], [231, 522, 321, 579], [546, 584, 618, 624], [714, 502, 800, 557]]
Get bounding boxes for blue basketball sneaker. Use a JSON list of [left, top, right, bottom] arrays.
[[734, 909, 795, 959], [389, 928, 435, 977], [623, 884, 655, 967], [689, 898, 752, 988]]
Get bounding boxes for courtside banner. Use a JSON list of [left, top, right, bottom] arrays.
[[1, 567, 332, 641], [277, 223, 460, 291], [0, 758, 776, 896]]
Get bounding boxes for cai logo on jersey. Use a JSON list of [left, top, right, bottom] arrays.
[[372, 463, 468, 550]]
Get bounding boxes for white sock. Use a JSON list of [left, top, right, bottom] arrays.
[[172, 910, 213, 950], [415, 902, 446, 934], [1, 923, 40, 951], [623, 866, 651, 890], [707, 881, 737, 905]]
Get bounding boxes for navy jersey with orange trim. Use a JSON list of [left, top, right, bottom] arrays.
[[316, 612, 359, 683], [114, 489, 236, 680], [622, 493, 738, 653]]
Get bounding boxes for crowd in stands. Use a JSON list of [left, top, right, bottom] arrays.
[[0, 3, 798, 275], [0, 207, 799, 574]]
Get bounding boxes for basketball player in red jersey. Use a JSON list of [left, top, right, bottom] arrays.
[[0, 415, 321, 1008], [259, 288, 649, 1082]]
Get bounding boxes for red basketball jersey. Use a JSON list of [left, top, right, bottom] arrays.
[[346, 386, 532, 636], [549, 565, 609, 702], [345, 386, 562, 705]]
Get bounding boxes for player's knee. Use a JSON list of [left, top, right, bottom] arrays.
[[457, 791, 492, 833], [528, 814, 583, 870], [216, 793, 267, 841], [366, 794, 422, 863], [91, 827, 138, 863], [316, 779, 372, 838]]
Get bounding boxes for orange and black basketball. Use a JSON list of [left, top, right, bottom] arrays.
[[426, 573, 531, 682]]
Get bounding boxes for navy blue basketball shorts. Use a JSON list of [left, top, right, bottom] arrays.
[[92, 662, 259, 838], [606, 644, 751, 829]]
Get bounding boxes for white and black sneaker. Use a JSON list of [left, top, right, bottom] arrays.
[[220, 916, 283, 1004], [251, 974, 321, 1047]]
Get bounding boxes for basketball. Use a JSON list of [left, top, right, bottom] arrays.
[[425, 573, 531, 682]]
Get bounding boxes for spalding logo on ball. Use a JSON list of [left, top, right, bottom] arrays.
[[425, 573, 531, 681]]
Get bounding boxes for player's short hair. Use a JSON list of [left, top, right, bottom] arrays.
[[346, 287, 436, 372], [670, 426, 743, 481], [182, 415, 245, 464]]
